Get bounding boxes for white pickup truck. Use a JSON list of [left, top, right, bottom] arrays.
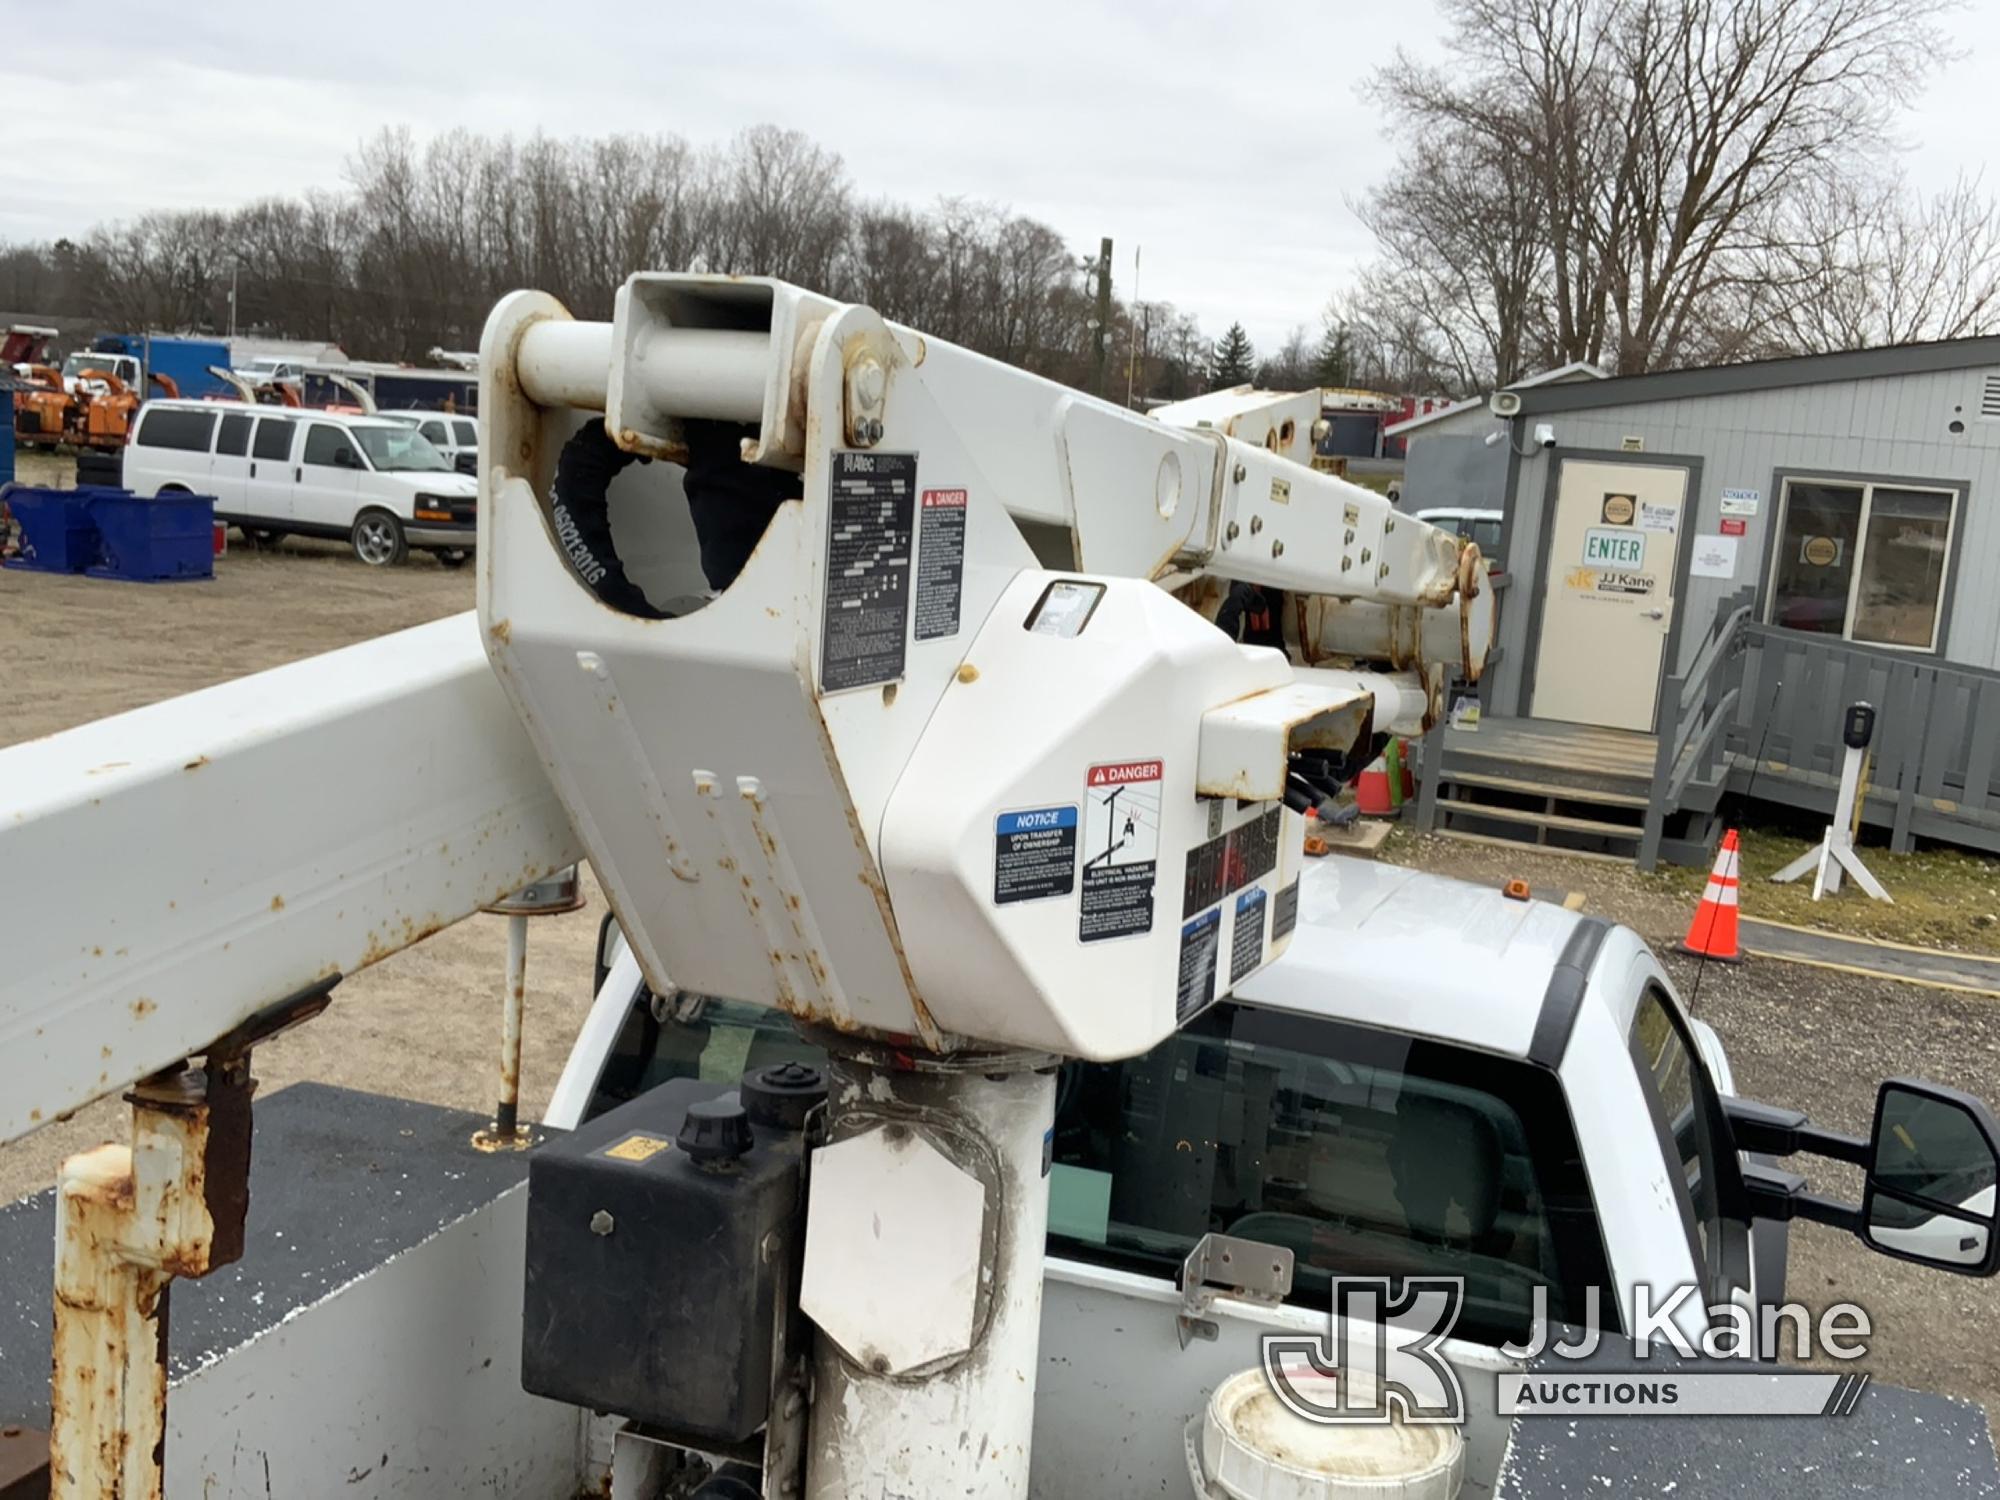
[[565, 855, 2000, 1497]]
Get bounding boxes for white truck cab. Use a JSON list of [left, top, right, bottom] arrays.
[[124, 400, 478, 567], [570, 855, 1989, 1495]]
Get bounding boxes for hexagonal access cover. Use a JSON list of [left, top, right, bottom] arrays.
[[800, 1124, 988, 1375]]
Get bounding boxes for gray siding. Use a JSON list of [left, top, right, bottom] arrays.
[[1488, 364, 2000, 717], [1402, 434, 1509, 514]]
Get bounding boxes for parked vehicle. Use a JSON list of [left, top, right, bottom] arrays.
[[578, 856, 2000, 1495], [1415, 504, 1505, 569], [122, 400, 477, 567], [379, 410, 480, 475], [87, 334, 234, 401]]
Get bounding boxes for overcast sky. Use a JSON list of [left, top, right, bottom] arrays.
[[5, 0, 1996, 351]]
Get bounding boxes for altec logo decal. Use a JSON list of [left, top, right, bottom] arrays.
[[1087, 760, 1164, 788]]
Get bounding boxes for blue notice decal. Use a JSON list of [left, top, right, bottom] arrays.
[[996, 806, 1079, 835]]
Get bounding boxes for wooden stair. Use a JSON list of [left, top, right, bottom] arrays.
[[1422, 716, 1658, 862]]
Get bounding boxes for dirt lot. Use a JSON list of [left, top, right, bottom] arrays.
[[4, 472, 1998, 1422]]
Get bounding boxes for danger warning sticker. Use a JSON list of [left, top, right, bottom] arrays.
[[1080, 759, 1163, 944]]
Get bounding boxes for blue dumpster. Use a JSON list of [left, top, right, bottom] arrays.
[[2, 487, 99, 573], [84, 490, 215, 583]]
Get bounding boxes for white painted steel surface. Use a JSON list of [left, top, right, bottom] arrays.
[[0, 613, 578, 1145], [480, 275, 1483, 1063]]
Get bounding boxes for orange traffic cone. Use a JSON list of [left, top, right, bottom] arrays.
[[1678, 829, 1744, 962]]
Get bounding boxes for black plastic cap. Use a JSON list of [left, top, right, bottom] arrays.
[[678, 1093, 754, 1164], [740, 1061, 828, 1132]]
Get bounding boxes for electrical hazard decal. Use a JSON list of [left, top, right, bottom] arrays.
[[915, 488, 968, 641], [1079, 759, 1162, 943], [994, 805, 1078, 905]]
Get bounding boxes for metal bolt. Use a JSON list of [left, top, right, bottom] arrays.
[[1249, 515, 1263, 535], [1225, 521, 1240, 542], [1344, 528, 1355, 545], [1272, 540, 1285, 558], [1341, 557, 1352, 572], [1379, 562, 1391, 579], [852, 416, 884, 447], [850, 355, 886, 411], [1384, 516, 1396, 532], [590, 1210, 615, 1236], [1360, 548, 1372, 564], [1232, 463, 1247, 484]]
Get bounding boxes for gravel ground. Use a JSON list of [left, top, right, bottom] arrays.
[[4, 496, 1997, 1424], [1387, 828, 2000, 1416]]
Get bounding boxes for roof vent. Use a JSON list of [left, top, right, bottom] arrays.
[[1981, 372, 2000, 420]]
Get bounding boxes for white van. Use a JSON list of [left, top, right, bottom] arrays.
[[123, 400, 477, 567]]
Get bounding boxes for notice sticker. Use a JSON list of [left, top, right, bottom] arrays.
[[1692, 535, 1740, 579], [1720, 488, 1761, 517], [1177, 908, 1221, 1023], [1230, 887, 1268, 983], [994, 805, 1078, 905], [1638, 501, 1679, 532], [915, 488, 967, 641], [1080, 759, 1163, 943], [1720, 517, 1747, 537]]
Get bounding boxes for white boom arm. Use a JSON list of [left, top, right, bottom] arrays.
[[477, 274, 1487, 1062], [0, 614, 577, 1145]]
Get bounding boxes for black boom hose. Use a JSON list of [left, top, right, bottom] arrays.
[[548, 420, 801, 617]]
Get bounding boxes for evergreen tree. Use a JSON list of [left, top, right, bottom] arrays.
[[1313, 321, 1353, 388], [1208, 322, 1255, 387]]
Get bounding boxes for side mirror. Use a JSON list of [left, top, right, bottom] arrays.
[[1862, 1081, 2000, 1275]]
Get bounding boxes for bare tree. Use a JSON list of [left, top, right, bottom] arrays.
[[1358, 0, 1975, 379]]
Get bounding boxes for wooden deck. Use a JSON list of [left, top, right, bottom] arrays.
[[1439, 717, 1658, 789], [1413, 715, 1721, 865]]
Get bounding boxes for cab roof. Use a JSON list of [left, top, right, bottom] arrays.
[[1233, 856, 1587, 1059]]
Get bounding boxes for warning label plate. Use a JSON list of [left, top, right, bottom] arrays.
[[915, 488, 967, 641], [1080, 759, 1163, 943], [1230, 887, 1267, 983], [1177, 909, 1221, 1022], [1272, 876, 1301, 941], [821, 451, 915, 693], [994, 805, 1078, 905]]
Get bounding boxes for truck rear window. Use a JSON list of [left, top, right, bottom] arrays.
[[591, 997, 1614, 1348]]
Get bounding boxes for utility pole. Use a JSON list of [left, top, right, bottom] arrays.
[[1124, 246, 1142, 407], [1091, 236, 1113, 399], [227, 264, 239, 342]]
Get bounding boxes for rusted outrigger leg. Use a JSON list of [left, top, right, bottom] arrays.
[[48, 981, 335, 1500]]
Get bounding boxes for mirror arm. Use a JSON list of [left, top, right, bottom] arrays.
[[1740, 1160, 1863, 1233], [1722, 1097, 1870, 1165]]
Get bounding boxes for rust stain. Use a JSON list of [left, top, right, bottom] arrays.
[[131, 998, 156, 1019], [489, 619, 512, 645], [269, 894, 285, 912], [182, 755, 211, 772]]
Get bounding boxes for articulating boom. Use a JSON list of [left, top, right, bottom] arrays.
[[477, 275, 1490, 1062]]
